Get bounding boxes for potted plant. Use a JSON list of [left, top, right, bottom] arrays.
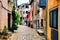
[[0, 26, 11, 39], [1, 26, 8, 39]]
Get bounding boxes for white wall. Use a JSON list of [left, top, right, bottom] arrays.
[[39, 8, 43, 22]]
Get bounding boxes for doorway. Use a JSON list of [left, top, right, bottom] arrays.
[[8, 13, 11, 31]]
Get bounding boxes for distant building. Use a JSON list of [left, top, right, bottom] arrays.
[[29, 0, 37, 29], [29, 0, 47, 39], [17, 3, 31, 17]]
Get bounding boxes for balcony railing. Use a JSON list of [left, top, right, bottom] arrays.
[[39, 0, 46, 7]]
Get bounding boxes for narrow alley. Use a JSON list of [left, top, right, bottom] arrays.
[[0, 0, 59, 40], [17, 25, 44, 40]]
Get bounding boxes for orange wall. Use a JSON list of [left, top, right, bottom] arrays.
[[33, 2, 36, 20], [42, 8, 46, 19], [47, 0, 58, 40], [58, 0, 60, 40], [48, 0, 58, 10], [34, 2, 36, 15]]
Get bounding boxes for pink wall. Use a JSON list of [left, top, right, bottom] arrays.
[[0, 0, 12, 31]]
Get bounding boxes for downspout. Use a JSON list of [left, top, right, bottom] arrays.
[[46, 0, 48, 40]]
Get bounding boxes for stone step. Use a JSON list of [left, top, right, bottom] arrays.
[[36, 29, 44, 36]]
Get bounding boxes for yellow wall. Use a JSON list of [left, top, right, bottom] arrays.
[[33, 2, 36, 20], [48, 0, 58, 10], [30, 2, 36, 29], [42, 8, 46, 30], [47, 0, 58, 40], [47, 11, 51, 40], [42, 8, 46, 19], [58, 0, 60, 40]]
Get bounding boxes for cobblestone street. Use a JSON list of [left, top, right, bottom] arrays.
[[16, 25, 43, 40]]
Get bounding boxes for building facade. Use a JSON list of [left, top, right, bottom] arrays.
[[29, 0, 47, 40], [29, 0, 37, 29], [47, 0, 60, 40], [29, 0, 47, 33], [0, 0, 13, 31]]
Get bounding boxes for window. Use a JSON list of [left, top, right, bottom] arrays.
[[50, 7, 58, 29], [26, 5, 29, 8], [41, 19, 43, 26], [51, 29, 58, 40], [22, 5, 24, 7], [8, 13, 11, 30], [39, 0, 46, 7]]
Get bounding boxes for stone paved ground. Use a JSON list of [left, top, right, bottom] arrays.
[[16, 25, 44, 40]]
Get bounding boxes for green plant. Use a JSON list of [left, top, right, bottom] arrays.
[[12, 3, 20, 32], [2, 26, 8, 35], [15, 10, 20, 24], [0, 26, 11, 39], [3, 26, 8, 33], [12, 21, 18, 30]]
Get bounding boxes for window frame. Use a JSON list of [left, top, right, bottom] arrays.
[[49, 7, 58, 29], [39, 0, 46, 7]]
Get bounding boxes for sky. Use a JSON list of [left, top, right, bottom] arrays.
[[17, 0, 29, 5]]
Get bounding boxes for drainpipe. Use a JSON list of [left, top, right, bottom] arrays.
[[46, 0, 48, 40]]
